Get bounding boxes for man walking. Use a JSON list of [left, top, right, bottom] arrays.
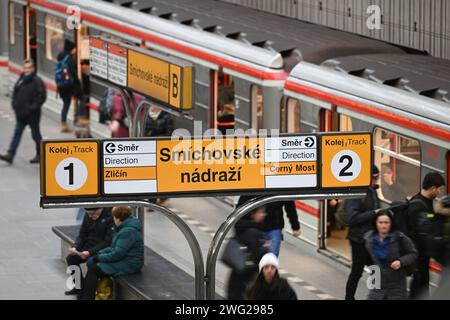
[[0, 59, 46, 164]]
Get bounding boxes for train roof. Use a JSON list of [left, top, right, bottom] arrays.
[[53, 0, 402, 71], [322, 54, 450, 104]]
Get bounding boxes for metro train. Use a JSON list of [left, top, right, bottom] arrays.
[[2, 0, 450, 274]]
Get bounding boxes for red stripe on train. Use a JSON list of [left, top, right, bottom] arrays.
[[295, 200, 320, 218], [29, 0, 287, 81], [285, 81, 450, 143], [0, 61, 8, 67]]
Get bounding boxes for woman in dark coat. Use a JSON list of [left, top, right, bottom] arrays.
[[246, 253, 297, 300], [227, 206, 268, 300], [81, 207, 144, 300], [364, 210, 417, 300]]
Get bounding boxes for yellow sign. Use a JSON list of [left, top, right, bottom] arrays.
[[127, 49, 193, 110], [321, 133, 372, 188], [41, 141, 99, 197]]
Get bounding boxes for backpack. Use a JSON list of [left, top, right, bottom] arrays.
[[389, 199, 426, 235], [55, 54, 74, 88], [334, 200, 349, 228], [98, 88, 115, 124]]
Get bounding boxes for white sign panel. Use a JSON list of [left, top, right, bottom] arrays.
[[108, 43, 128, 86], [89, 38, 108, 79]]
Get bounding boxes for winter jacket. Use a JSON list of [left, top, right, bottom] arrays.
[[145, 111, 174, 137], [217, 113, 235, 135], [364, 230, 417, 300], [345, 186, 380, 243], [247, 276, 297, 300], [12, 73, 47, 122], [237, 196, 300, 232], [56, 51, 82, 98], [74, 208, 114, 255], [97, 217, 144, 277], [405, 193, 434, 243], [227, 217, 268, 299]]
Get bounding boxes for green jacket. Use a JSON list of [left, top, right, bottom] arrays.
[[97, 217, 144, 277]]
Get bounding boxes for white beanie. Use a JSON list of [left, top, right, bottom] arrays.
[[259, 253, 279, 272]]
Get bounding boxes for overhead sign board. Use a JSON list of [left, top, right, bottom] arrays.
[[89, 36, 193, 111], [40, 133, 372, 202], [41, 140, 99, 197]]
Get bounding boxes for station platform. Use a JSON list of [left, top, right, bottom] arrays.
[[0, 95, 370, 300]]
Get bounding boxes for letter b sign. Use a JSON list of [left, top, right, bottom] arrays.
[[172, 73, 179, 99], [169, 65, 182, 109]]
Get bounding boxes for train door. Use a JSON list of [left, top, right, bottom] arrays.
[[8, 1, 26, 69], [216, 70, 236, 134], [25, 6, 37, 68]]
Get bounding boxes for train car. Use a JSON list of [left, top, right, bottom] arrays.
[[0, 0, 9, 95], [284, 53, 450, 284]]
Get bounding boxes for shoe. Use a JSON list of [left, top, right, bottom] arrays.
[[60, 123, 72, 133], [65, 288, 81, 296], [75, 118, 90, 127], [0, 153, 13, 164], [30, 155, 40, 164]]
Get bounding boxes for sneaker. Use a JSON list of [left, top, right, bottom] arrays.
[[65, 288, 81, 296], [60, 123, 72, 133], [0, 153, 13, 164], [30, 155, 40, 164]]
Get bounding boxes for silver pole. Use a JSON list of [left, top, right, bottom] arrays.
[[42, 200, 205, 300], [205, 192, 366, 300]]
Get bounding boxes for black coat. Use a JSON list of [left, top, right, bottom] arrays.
[[227, 218, 268, 300], [12, 73, 47, 122], [364, 230, 417, 300], [75, 208, 114, 255], [145, 111, 174, 137], [237, 196, 300, 232], [345, 186, 380, 243], [57, 51, 82, 98], [247, 276, 297, 300], [405, 193, 434, 242]]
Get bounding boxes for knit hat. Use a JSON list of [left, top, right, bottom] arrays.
[[64, 39, 76, 52], [259, 253, 279, 272]]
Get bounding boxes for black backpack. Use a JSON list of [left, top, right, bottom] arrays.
[[389, 199, 424, 235]]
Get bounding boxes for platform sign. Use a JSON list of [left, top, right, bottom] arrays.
[[321, 133, 372, 188], [108, 43, 128, 86], [89, 38, 108, 80], [41, 140, 99, 197], [101, 135, 317, 195]]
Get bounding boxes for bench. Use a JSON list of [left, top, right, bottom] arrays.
[[52, 225, 196, 300]]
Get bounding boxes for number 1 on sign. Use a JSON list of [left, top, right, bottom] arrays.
[[64, 163, 74, 185], [55, 157, 88, 191]]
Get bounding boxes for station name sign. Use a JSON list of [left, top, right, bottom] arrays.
[[90, 37, 193, 111], [40, 133, 372, 201]]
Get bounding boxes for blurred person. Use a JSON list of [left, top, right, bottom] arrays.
[[406, 172, 445, 299], [237, 196, 300, 257], [0, 59, 46, 164], [364, 210, 417, 300], [381, 165, 407, 202], [217, 104, 235, 135], [344, 165, 382, 300], [81, 207, 144, 300], [65, 207, 113, 296], [227, 206, 268, 300], [246, 253, 297, 300]]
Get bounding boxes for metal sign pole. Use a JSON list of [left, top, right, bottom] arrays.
[[42, 200, 205, 300], [205, 192, 366, 300]]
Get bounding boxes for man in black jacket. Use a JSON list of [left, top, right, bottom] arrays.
[[0, 59, 46, 164], [344, 165, 381, 300], [406, 172, 445, 299], [65, 207, 114, 295], [237, 196, 301, 257]]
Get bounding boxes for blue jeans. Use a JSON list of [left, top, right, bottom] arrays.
[[61, 93, 86, 123], [264, 229, 283, 257], [8, 118, 42, 156]]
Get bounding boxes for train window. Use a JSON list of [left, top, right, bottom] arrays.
[[251, 85, 263, 130], [217, 71, 235, 132], [374, 128, 421, 203], [9, 3, 15, 45], [281, 98, 301, 133], [339, 114, 353, 132], [45, 15, 65, 62]]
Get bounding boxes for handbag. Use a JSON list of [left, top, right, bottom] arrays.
[[95, 277, 113, 300], [220, 238, 256, 274]]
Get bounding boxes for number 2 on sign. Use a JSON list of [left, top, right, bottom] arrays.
[[331, 150, 361, 182]]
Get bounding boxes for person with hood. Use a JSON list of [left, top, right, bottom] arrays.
[[344, 165, 381, 300], [145, 105, 174, 138], [237, 196, 301, 257], [65, 207, 114, 296], [0, 59, 46, 164], [364, 210, 417, 300], [80, 207, 144, 300], [246, 253, 297, 300], [56, 39, 88, 133], [227, 206, 268, 300]]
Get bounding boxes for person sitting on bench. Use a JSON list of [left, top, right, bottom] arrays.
[[80, 207, 145, 300], [65, 207, 114, 296]]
